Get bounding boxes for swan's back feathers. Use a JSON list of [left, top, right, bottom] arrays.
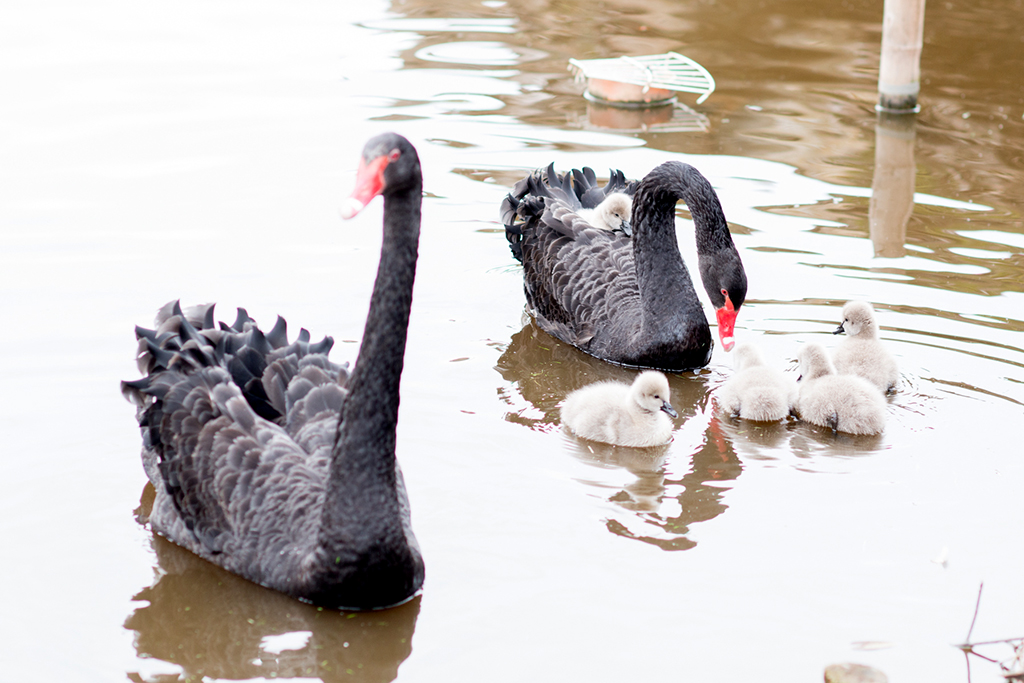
[[502, 165, 645, 350], [502, 164, 637, 263]]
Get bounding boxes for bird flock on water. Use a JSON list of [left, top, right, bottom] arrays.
[[122, 132, 900, 610]]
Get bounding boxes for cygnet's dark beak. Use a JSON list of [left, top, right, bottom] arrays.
[[661, 401, 678, 418], [833, 322, 846, 335], [620, 220, 632, 237]]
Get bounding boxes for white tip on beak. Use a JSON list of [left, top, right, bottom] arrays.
[[721, 335, 735, 351], [340, 197, 366, 220]]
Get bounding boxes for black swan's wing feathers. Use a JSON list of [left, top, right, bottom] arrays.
[[144, 365, 333, 571], [153, 369, 242, 553], [506, 175, 642, 349], [123, 302, 349, 560]]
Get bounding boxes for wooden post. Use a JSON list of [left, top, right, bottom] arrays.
[[877, 0, 926, 112]]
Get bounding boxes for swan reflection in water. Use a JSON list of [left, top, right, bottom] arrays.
[[495, 319, 742, 552], [126, 486, 419, 683]]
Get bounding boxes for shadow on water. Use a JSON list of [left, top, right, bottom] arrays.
[[125, 487, 419, 683]]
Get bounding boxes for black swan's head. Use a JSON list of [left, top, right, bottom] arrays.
[[702, 250, 747, 352], [341, 132, 422, 219], [712, 270, 745, 352]]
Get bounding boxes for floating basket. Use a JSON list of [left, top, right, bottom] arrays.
[[568, 52, 716, 107]]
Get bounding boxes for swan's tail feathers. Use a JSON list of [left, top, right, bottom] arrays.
[[570, 166, 633, 208], [571, 167, 600, 208], [266, 315, 289, 348], [226, 307, 255, 332], [502, 188, 547, 264], [502, 165, 573, 263], [125, 301, 344, 428]]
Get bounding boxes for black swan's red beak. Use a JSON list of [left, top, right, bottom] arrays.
[[715, 289, 738, 351], [340, 149, 397, 219]]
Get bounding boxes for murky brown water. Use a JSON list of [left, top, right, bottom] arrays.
[[2, 0, 1023, 681]]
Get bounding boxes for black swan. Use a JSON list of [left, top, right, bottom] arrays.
[[560, 370, 677, 447], [832, 300, 899, 393], [794, 343, 886, 435], [501, 161, 747, 371], [121, 132, 425, 610], [716, 342, 796, 422]]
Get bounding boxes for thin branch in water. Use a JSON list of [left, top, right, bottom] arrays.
[[966, 581, 984, 645]]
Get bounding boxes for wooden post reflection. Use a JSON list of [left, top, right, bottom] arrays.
[[869, 112, 917, 258]]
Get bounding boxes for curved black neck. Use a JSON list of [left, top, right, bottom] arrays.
[[631, 162, 732, 330], [322, 183, 421, 546]]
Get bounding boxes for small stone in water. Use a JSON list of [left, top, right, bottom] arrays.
[[824, 662, 888, 683]]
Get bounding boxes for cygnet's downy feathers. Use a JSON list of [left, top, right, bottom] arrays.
[[560, 370, 678, 447], [717, 342, 796, 422], [795, 343, 886, 435], [832, 300, 899, 393], [576, 192, 633, 235]]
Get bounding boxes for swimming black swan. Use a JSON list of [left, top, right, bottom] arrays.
[[717, 342, 796, 422], [121, 132, 425, 610], [794, 343, 886, 435], [501, 161, 747, 371], [561, 370, 678, 447], [832, 300, 899, 393]]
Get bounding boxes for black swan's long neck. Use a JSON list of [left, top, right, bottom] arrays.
[[321, 183, 421, 549], [632, 162, 732, 332]]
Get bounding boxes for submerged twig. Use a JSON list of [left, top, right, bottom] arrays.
[[965, 582, 984, 645], [956, 582, 1024, 681]]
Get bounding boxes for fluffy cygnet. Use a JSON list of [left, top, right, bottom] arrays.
[[717, 342, 797, 422], [832, 300, 899, 393], [561, 370, 677, 447], [795, 343, 886, 435], [576, 192, 633, 235]]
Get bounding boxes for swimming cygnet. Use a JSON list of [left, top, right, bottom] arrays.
[[795, 343, 886, 435], [832, 300, 899, 393], [561, 370, 677, 447], [576, 192, 633, 235], [717, 342, 797, 422]]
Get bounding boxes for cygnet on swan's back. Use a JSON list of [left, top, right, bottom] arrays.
[[832, 300, 899, 393], [561, 370, 677, 447], [795, 343, 886, 435], [576, 192, 633, 234], [717, 342, 796, 422]]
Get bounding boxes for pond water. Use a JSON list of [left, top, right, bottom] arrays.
[[2, 0, 1023, 681]]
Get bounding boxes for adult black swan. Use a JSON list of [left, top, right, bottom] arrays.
[[121, 132, 425, 610], [501, 161, 747, 371]]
